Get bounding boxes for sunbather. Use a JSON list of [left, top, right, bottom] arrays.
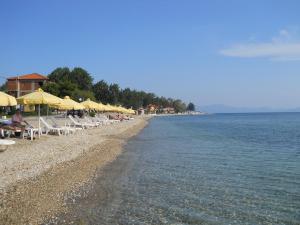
[[12, 109, 29, 131]]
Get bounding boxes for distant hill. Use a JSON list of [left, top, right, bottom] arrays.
[[198, 104, 300, 113]]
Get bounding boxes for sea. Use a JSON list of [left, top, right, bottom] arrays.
[[51, 113, 300, 225]]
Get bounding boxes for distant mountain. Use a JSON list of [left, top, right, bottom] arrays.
[[198, 104, 300, 113], [286, 107, 300, 112]]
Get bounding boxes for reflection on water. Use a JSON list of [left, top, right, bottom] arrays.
[[50, 113, 300, 225]]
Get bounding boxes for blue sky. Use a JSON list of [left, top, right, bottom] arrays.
[[1, 0, 300, 109]]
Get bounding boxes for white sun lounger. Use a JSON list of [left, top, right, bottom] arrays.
[[92, 115, 110, 125], [83, 115, 102, 126], [74, 115, 98, 128], [97, 114, 118, 124], [40, 117, 66, 136], [47, 117, 80, 134], [68, 115, 90, 129], [23, 126, 40, 141]]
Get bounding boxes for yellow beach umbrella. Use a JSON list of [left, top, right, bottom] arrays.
[[104, 104, 115, 112], [17, 88, 62, 138], [122, 107, 130, 114], [114, 106, 122, 113], [103, 104, 112, 112], [111, 105, 120, 113], [80, 98, 99, 110], [53, 96, 85, 110], [103, 104, 111, 111], [17, 88, 62, 105], [125, 108, 135, 114], [127, 108, 134, 114], [0, 92, 17, 106], [50, 96, 85, 126], [117, 106, 127, 113], [124, 108, 134, 114], [124, 108, 131, 114], [97, 102, 108, 111], [129, 109, 136, 114]]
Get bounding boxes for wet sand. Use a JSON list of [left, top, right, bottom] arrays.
[[0, 116, 150, 225]]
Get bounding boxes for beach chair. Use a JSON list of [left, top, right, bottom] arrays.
[[84, 115, 101, 125], [86, 116, 99, 125], [95, 114, 112, 124], [47, 117, 60, 127], [23, 126, 40, 141], [0, 124, 25, 139], [95, 114, 113, 125], [47, 117, 79, 134], [40, 117, 65, 136], [0, 127, 15, 138], [74, 115, 98, 128], [68, 115, 89, 129]]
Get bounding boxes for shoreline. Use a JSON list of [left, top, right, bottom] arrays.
[[0, 116, 151, 225], [151, 112, 208, 117]]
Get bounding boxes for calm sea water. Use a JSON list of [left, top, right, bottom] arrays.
[[52, 113, 300, 225]]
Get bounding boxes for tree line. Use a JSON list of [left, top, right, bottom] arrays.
[[3, 67, 196, 113]]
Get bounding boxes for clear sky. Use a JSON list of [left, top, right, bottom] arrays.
[[1, 0, 300, 109]]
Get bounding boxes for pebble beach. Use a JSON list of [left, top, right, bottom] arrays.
[[0, 116, 150, 225]]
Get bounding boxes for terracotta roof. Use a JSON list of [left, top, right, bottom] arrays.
[[7, 73, 48, 80]]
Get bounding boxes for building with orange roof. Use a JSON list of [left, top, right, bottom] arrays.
[[147, 104, 158, 114], [162, 107, 175, 114], [7, 73, 48, 97]]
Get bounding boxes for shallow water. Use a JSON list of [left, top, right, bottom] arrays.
[[51, 113, 300, 224]]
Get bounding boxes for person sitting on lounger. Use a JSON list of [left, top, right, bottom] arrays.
[[12, 109, 29, 131]]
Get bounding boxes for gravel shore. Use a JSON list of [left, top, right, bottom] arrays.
[[0, 116, 150, 225]]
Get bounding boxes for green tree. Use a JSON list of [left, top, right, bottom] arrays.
[[108, 83, 120, 104], [187, 102, 196, 111], [73, 89, 95, 102], [69, 67, 93, 90], [46, 67, 189, 113], [120, 89, 143, 109], [172, 99, 187, 113], [93, 80, 110, 103], [142, 92, 155, 108], [43, 82, 60, 96], [119, 87, 131, 107], [158, 97, 170, 108], [48, 67, 70, 83], [0, 82, 7, 92], [58, 80, 77, 98]]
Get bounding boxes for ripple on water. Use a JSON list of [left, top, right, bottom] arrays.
[[52, 114, 300, 225]]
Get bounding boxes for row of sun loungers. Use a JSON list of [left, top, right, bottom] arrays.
[[0, 114, 133, 143], [40, 114, 119, 136], [39, 114, 126, 138], [0, 114, 135, 150]]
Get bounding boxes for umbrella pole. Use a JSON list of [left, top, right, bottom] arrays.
[[38, 104, 41, 138]]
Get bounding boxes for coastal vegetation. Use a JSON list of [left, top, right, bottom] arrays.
[[187, 102, 196, 111], [41, 67, 192, 113]]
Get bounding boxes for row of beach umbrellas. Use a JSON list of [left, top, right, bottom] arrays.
[[0, 88, 135, 114], [0, 88, 136, 137]]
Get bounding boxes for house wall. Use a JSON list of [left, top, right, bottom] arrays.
[[7, 79, 47, 97]]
